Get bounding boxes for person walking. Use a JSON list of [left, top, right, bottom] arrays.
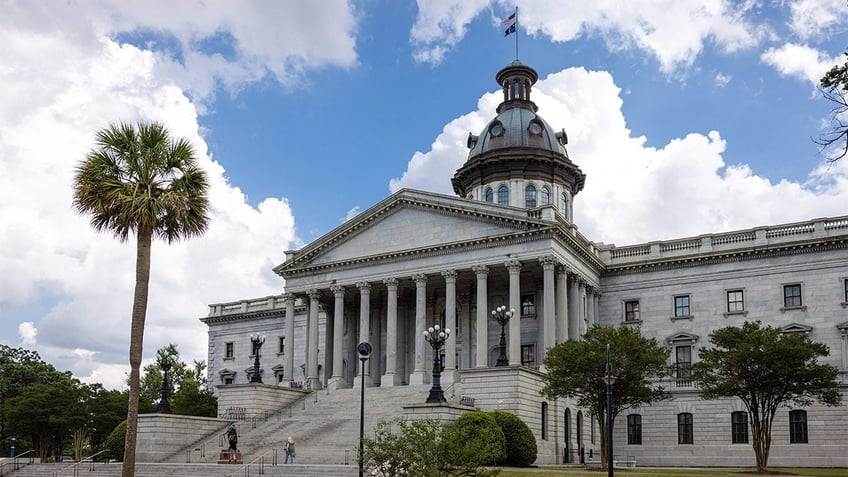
[[225, 423, 238, 463], [283, 436, 295, 464]]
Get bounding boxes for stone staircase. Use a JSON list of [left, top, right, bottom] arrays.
[[4, 462, 357, 477]]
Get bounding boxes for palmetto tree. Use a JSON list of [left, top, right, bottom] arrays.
[[72, 121, 209, 477]]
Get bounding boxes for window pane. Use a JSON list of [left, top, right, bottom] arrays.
[[561, 193, 569, 219], [844, 279, 848, 302], [789, 410, 808, 444], [627, 414, 642, 445], [674, 295, 690, 317], [485, 187, 493, 202], [731, 412, 748, 444], [521, 345, 535, 367], [727, 290, 744, 312], [525, 185, 537, 207], [540, 186, 550, 204], [497, 185, 509, 205], [784, 284, 802, 307], [521, 294, 536, 315], [676, 346, 692, 380], [677, 413, 693, 444], [625, 300, 640, 321]]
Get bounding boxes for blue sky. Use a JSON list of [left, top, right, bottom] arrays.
[[1, 0, 847, 389]]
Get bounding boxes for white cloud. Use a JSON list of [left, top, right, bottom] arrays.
[[0, 4, 316, 389], [411, 0, 767, 73], [760, 42, 842, 86], [788, 0, 844, 41], [390, 66, 848, 245], [715, 72, 732, 87]]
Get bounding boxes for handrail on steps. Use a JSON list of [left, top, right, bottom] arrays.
[[223, 447, 278, 477]]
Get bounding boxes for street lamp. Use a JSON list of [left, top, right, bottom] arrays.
[[250, 333, 266, 383], [490, 306, 514, 366], [357, 342, 372, 477], [156, 357, 173, 414], [423, 325, 451, 403], [603, 343, 617, 477]]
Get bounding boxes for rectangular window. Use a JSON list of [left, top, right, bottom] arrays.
[[843, 279, 848, 302], [278, 336, 285, 354], [624, 300, 640, 322], [225, 342, 234, 359], [627, 414, 642, 445], [521, 344, 536, 367], [677, 413, 694, 444], [784, 284, 802, 308], [727, 290, 744, 313], [731, 412, 748, 444], [674, 295, 690, 317], [521, 294, 536, 316], [789, 410, 808, 444], [676, 346, 692, 381]]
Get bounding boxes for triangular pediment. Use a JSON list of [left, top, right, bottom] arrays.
[[781, 323, 812, 334], [666, 332, 699, 344], [275, 189, 547, 276]]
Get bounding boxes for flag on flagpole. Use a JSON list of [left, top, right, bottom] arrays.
[[502, 13, 515, 25], [504, 23, 516, 36]]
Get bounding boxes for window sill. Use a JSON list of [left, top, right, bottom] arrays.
[[780, 306, 807, 313], [622, 319, 642, 325], [723, 310, 748, 318], [671, 315, 694, 321], [841, 301, 848, 309], [223, 357, 234, 361], [276, 352, 284, 357], [521, 314, 537, 320]]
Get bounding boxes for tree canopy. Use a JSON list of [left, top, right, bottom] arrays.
[[73, 121, 210, 477], [139, 344, 216, 417], [691, 321, 841, 472], [541, 325, 673, 468]]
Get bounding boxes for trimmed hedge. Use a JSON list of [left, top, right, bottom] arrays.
[[491, 411, 537, 467]]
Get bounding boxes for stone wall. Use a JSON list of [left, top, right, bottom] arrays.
[[136, 414, 230, 463]]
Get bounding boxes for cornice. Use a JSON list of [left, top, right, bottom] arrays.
[[200, 309, 285, 325]]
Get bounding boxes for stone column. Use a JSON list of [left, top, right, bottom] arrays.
[[578, 280, 587, 336], [442, 270, 457, 383], [306, 289, 320, 390], [459, 292, 473, 369], [383, 278, 400, 387], [556, 266, 569, 344], [505, 260, 522, 366], [409, 274, 428, 385], [329, 285, 345, 390], [594, 292, 601, 325], [586, 286, 596, 328], [473, 265, 489, 368], [540, 256, 557, 360], [568, 275, 580, 340], [283, 292, 296, 386], [354, 281, 371, 387]]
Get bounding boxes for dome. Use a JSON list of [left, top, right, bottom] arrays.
[[451, 61, 585, 210]]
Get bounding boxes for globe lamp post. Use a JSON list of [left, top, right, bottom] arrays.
[[603, 343, 617, 477], [156, 357, 173, 414], [250, 333, 266, 383], [423, 325, 451, 403], [357, 342, 372, 477], [491, 306, 514, 366]]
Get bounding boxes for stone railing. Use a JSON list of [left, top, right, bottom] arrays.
[[600, 216, 848, 265], [208, 295, 289, 317]]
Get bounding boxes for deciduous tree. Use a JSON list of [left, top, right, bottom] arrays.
[[818, 51, 848, 162], [691, 321, 841, 473]]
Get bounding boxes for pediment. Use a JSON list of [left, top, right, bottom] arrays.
[[276, 189, 544, 276], [666, 332, 699, 344], [781, 323, 812, 334]]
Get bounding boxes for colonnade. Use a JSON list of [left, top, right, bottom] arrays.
[[281, 256, 600, 390]]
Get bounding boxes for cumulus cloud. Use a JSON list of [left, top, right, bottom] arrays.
[[788, 0, 844, 41], [761, 43, 842, 86], [390, 66, 848, 245], [0, 2, 353, 388]]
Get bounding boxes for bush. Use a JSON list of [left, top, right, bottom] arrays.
[[105, 420, 126, 461], [443, 411, 505, 471], [490, 411, 537, 467]]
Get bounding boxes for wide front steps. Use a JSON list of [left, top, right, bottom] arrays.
[[168, 384, 449, 466], [6, 462, 358, 477]]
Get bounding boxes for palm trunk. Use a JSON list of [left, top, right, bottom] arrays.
[[122, 230, 152, 477]]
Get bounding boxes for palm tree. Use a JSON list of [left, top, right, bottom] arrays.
[[73, 121, 209, 477]]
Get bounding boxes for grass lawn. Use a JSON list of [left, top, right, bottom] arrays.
[[498, 467, 848, 477]]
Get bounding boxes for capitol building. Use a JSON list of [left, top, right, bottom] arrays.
[[201, 60, 848, 467]]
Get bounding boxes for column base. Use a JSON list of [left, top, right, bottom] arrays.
[[381, 372, 401, 387], [352, 374, 374, 388], [306, 377, 322, 391], [327, 376, 347, 390], [408, 370, 428, 386], [440, 369, 457, 386]]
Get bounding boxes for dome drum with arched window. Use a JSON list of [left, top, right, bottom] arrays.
[[451, 60, 585, 219]]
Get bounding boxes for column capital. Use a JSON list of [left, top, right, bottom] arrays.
[[539, 255, 558, 269], [441, 269, 458, 282], [356, 281, 372, 293], [472, 264, 489, 277], [307, 289, 321, 300], [330, 284, 345, 296], [383, 277, 399, 289], [556, 264, 570, 277], [412, 273, 428, 285], [282, 292, 296, 302], [505, 259, 522, 273]]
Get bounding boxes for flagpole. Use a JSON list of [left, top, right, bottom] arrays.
[[514, 6, 519, 60]]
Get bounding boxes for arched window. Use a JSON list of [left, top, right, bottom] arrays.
[[525, 184, 537, 207], [540, 185, 550, 205], [541, 402, 549, 440], [561, 192, 569, 219], [564, 408, 573, 463], [484, 187, 494, 202], [497, 185, 509, 205]]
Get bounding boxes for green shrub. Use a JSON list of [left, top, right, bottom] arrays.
[[490, 411, 537, 467], [105, 420, 126, 461], [443, 411, 505, 471]]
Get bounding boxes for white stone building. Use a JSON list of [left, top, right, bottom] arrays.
[[203, 60, 848, 467]]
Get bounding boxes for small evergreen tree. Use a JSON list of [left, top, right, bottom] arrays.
[[490, 411, 536, 467]]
